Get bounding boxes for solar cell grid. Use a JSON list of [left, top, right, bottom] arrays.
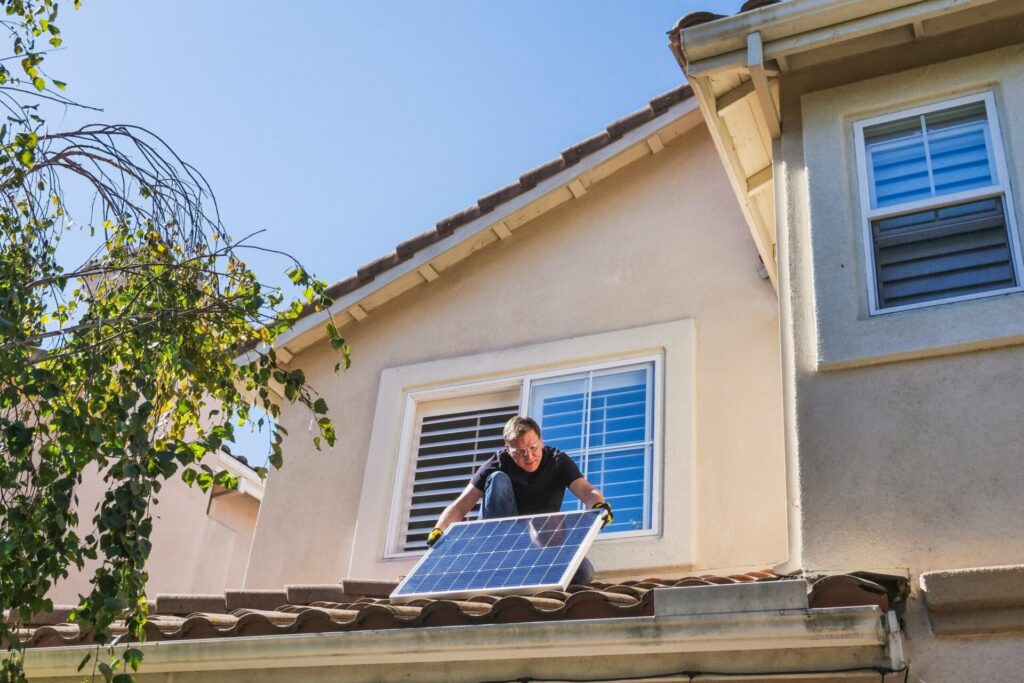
[[391, 510, 604, 601]]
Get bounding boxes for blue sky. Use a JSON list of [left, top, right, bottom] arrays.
[[45, 1, 746, 463]]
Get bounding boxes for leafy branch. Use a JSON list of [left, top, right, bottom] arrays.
[[0, 2, 348, 681]]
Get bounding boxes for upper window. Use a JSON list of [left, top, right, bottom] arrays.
[[392, 358, 660, 554], [854, 93, 1023, 313]]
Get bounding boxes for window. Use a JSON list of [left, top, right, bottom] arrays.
[[393, 357, 660, 554], [399, 392, 519, 552], [527, 363, 654, 535], [854, 92, 1023, 313]]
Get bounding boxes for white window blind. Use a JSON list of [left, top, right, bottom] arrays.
[[401, 403, 519, 551]]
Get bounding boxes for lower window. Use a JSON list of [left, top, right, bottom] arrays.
[[396, 358, 659, 552], [528, 364, 653, 534]]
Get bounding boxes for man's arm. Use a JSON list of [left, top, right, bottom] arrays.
[[434, 483, 483, 532], [568, 477, 604, 508]]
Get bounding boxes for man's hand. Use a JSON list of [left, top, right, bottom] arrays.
[[426, 527, 443, 548], [592, 502, 613, 528]]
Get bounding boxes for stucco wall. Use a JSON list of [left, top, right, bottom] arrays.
[[48, 461, 260, 604], [243, 123, 787, 587], [778, 38, 1024, 682]]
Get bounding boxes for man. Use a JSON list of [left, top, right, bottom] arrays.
[[425, 415, 613, 585]]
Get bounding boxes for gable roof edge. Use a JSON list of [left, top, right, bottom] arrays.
[[246, 92, 701, 361]]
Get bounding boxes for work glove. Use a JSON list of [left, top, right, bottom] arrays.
[[426, 527, 443, 548], [592, 502, 614, 528]]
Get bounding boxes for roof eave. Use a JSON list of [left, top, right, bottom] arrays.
[[24, 606, 892, 679], [667, 0, 1011, 296], [240, 94, 702, 363]]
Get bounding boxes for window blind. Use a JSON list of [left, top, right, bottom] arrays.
[[873, 197, 1015, 308], [402, 404, 519, 551]]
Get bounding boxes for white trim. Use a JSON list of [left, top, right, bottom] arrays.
[[349, 319, 696, 578], [385, 355, 665, 558], [852, 90, 1024, 315]]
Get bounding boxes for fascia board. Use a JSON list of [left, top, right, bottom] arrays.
[[679, 0, 919, 63], [686, 77, 778, 288], [266, 96, 702, 356], [680, 0, 1003, 76], [24, 606, 886, 677]]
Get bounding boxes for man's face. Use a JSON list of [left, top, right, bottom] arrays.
[[507, 429, 543, 473]]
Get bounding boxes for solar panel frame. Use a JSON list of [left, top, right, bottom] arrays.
[[390, 509, 604, 602]]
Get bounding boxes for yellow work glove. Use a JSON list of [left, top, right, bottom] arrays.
[[426, 527, 443, 548], [592, 502, 613, 528]]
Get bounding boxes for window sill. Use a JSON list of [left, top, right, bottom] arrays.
[[817, 290, 1024, 371], [921, 564, 1024, 637]]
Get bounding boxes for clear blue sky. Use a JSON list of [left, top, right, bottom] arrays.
[[46, 1, 746, 463]]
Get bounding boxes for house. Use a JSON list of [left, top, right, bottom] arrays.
[[46, 449, 264, 604], [672, 0, 1024, 680], [17, 0, 1024, 680]]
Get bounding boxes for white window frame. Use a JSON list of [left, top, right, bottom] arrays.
[[520, 356, 661, 542], [853, 91, 1024, 315], [384, 354, 663, 558]]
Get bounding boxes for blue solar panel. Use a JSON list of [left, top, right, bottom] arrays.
[[390, 510, 604, 601]]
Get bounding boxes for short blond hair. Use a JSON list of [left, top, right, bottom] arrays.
[[503, 415, 542, 443]]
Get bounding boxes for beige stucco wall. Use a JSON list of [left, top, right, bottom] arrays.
[[244, 123, 787, 587], [777, 37, 1024, 682], [48, 459, 259, 605]]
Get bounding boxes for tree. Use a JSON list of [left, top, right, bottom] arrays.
[[0, 2, 347, 680]]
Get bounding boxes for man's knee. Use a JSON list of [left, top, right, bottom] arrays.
[[482, 472, 517, 519], [484, 471, 512, 493]]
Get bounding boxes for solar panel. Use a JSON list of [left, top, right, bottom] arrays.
[[390, 509, 604, 602]]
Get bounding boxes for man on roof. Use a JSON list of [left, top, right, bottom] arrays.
[[426, 415, 613, 585]]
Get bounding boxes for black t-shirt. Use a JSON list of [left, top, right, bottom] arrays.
[[470, 445, 584, 515]]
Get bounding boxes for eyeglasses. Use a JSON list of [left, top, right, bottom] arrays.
[[507, 440, 542, 458]]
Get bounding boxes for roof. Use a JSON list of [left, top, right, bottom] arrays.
[[13, 571, 898, 649], [317, 86, 692, 311], [238, 84, 703, 360], [674, 0, 784, 31]]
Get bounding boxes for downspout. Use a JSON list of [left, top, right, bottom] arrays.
[[668, 22, 801, 573], [772, 130, 803, 575]]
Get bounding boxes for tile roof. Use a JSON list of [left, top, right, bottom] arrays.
[[674, 0, 784, 31], [11, 571, 900, 649]]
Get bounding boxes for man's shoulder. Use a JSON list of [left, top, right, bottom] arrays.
[[544, 445, 567, 458]]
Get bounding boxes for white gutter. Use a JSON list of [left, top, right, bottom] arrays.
[[680, 0, 1004, 75], [216, 451, 265, 502], [239, 95, 702, 363], [24, 607, 888, 678]]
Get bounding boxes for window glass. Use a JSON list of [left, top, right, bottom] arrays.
[[529, 364, 653, 533], [865, 101, 993, 209]]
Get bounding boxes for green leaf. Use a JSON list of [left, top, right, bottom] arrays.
[[32, 76, 45, 91], [313, 398, 328, 414], [123, 647, 144, 671]]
